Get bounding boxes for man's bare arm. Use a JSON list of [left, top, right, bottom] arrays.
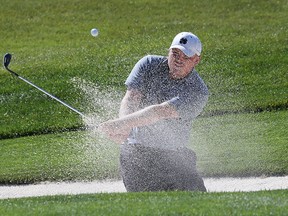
[[115, 101, 179, 128], [119, 89, 142, 117]]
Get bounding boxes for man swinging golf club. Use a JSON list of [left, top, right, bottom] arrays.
[[98, 32, 208, 192]]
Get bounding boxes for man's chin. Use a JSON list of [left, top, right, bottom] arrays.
[[169, 72, 183, 80]]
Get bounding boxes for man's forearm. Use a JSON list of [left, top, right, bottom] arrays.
[[98, 100, 179, 144], [114, 101, 179, 130]]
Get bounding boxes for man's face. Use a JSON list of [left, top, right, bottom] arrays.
[[168, 48, 200, 79]]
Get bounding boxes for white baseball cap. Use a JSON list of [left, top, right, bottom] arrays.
[[169, 32, 202, 57]]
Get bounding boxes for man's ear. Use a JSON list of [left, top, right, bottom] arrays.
[[193, 54, 201, 66], [194, 55, 201, 65]]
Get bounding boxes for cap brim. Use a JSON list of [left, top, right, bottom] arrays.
[[169, 45, 194, 57]]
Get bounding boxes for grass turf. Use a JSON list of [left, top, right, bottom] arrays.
[[0, 0, 287, 186], [193, 110, 288, 177], [0, 0, 287, 214], [0, 131, 120, 184], [0, 190, 287, 216], [0, 0, 287, 138]]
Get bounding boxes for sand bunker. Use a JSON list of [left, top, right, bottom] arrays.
[[1, 176, 287, 199]]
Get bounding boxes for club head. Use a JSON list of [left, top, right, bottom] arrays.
[[3, 53, 12, 68]]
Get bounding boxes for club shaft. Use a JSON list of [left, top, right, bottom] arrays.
[[6, 67, 85, 117], [3, 53, 85, 117]]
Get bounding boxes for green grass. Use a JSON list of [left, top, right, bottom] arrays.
[[1, 0, 287, 138], [1, 190, 287, 216], [0, 131, 120, 184], [0, 0, 287, 214], [193, 110, 288, 177]]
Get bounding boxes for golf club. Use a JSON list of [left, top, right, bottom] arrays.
[[3, 53, 85, 117]]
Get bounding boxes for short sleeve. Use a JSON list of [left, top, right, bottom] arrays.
[[125, 55, 153, 91], [125, 55, 164, 92]]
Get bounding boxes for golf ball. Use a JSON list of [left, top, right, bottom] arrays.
[[91, 28, 99, 37]]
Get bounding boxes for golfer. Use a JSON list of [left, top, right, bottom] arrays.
[[98, 32, 208, 192]]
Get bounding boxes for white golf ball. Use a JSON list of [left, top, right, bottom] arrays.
[[91, 28, 99, 37]]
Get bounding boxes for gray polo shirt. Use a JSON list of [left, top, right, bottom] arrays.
[[125, 55, 208, 150]]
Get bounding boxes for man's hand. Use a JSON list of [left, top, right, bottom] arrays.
[[97, 120, 131, 144]]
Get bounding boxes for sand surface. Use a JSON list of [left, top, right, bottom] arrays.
[[1, 176, 287, 199]]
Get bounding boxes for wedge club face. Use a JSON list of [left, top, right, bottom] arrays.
[[3, 53, 12, 68], [3, 53, 19, 77]]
